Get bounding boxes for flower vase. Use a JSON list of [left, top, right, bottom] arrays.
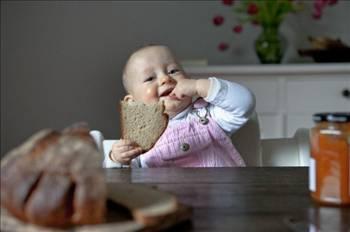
[[255, 24, 285, 64]]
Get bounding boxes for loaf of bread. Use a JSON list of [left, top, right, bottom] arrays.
[[0, 124, 106, 228], [120, 100, 168, 151]]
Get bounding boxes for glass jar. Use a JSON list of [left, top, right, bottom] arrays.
[[309, 112, 350, 206]]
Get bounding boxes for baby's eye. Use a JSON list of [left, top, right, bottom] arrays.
[[144, 76, 155, 82], [168, 69, 179, 75]]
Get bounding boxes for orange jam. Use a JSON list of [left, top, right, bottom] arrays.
[[309, 112, 350, 206]]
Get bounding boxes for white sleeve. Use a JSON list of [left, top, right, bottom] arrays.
[[204, 77, 256, 135], [102, 140, 123, 168]]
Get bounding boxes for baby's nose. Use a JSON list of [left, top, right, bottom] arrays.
[[159, 74, 174, 85]]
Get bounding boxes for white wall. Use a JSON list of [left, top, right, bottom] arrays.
[[1, 1, 349, 155]]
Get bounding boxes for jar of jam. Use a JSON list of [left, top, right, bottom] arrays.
[[309, 112, 350, 206]]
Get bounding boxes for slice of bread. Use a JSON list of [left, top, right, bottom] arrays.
[[120, 100, 168, 151]]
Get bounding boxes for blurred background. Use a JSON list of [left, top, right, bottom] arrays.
[[1, 0, 349, 155]]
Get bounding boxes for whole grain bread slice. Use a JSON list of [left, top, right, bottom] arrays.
[[120, 100, 168, 151]]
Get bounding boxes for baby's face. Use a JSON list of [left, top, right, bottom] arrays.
[[125, 46, 192, 117]]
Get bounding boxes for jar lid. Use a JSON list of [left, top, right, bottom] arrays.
[[313, 112, 350, 123]]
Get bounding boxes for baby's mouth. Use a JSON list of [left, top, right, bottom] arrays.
[[160, 88, 174, 98]]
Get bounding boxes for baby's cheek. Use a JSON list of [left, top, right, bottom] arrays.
[[142, 88, 159, 103]]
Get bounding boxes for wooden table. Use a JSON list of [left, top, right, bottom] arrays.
[[106, 167, 350, 232]]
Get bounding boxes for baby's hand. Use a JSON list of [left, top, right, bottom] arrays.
[[170, 79, 197, 99], [170, 79, 210, 99], [109, 139, 143, 165]]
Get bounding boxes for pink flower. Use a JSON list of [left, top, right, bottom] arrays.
[[328, 0, 338, 5], [212, 15, 224, 26], [313, 0, 327, 12], [312, 0, 328, 19], [222, 0, 234, 6], [233, 25, 243, 33], [312, 10, 322, 19], [247, 3, 259, 15], [218, 42, 229, 51]]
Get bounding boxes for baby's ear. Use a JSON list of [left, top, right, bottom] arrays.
[[123, 95, 134, 102]]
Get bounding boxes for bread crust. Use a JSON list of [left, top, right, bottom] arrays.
[[1, 130, 60, 221], [25, 173, 74, 227], [0, 125, 106, 228]]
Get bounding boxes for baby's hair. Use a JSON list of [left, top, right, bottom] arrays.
[[122, 43, 168, 93]]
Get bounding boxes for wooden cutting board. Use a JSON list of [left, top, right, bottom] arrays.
[[1, 183, 191, 232]]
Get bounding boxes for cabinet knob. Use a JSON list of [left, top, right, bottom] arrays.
[[342, 89, 350, 99]]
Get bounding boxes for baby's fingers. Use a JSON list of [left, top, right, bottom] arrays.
[[117, 144, 139, 153], [120, 147, 143, 160], [114, 147, 143, 165]]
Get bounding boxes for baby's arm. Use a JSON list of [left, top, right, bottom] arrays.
[[205, 77, 256, 135], [103, 139, 142, 168], [170, 77, 255, 135]]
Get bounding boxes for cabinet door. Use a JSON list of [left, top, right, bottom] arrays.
[[286, 77, 350, 137], [286, 78, 350, 113]]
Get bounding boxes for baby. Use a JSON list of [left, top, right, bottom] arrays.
[[104, 45, 255, 168]]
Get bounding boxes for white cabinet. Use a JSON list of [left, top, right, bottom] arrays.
[[185, 64, 350, 139]]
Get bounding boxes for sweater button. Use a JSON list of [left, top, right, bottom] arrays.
[[199, 118, 209, 125], [180, 143, 190, 151]]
